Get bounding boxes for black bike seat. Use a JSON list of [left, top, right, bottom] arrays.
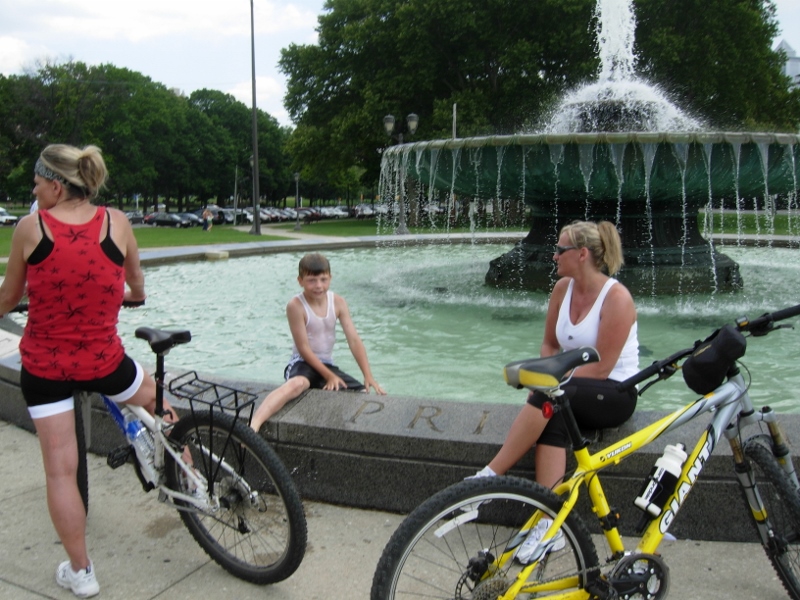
[[504, 347, 600, 390], [135, 327, 192, 354]]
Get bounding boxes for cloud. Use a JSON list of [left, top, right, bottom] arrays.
[[37, 0, 317, 42], [0, 36, 37, 73], [227, 75, 288, 123]]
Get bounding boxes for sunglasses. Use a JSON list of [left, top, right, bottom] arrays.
[[555, 245, 579, 255]]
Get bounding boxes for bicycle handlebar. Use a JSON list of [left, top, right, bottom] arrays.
[[7, 298, 145, 314], [735, 303, 800, 336], [617, 303, 800, 393]]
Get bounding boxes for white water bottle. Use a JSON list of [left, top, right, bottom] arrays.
[[124, 412, 155, 469], [634, 443, 687, 517]]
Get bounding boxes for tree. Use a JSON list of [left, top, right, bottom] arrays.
[[279, 0, 598, 184], [635, 0, 800, 130], [0, 61, 291, 210], [281, 0, 800, 186]]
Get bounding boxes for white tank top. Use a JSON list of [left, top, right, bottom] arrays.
[[290, 291, 336, 364], [555, 278, 639, 381]]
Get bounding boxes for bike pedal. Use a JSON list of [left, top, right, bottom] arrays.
[[107, 445, 133, 469]]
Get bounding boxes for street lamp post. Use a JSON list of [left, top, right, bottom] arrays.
[[249, 0, 261, 235], [293, 172, 301, 231], [383, 113, 419, 235]]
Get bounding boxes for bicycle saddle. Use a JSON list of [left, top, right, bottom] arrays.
[[504, 347, 600, 390], [135, 327, 192, 354]]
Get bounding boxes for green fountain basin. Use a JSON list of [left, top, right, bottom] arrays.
[[383, 132, 800, 294]]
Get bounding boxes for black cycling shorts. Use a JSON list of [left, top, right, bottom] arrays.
[[21, 355, 143, 419], [527, 377, 637, 448]]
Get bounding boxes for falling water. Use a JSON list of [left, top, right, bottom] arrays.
[[543, 0, 701, 134]]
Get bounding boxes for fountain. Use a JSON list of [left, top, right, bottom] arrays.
[[379, 0, 800, 295]]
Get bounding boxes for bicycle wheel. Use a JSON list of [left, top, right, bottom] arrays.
[[73, 395, 89, 514], [165, 411, 307, 584], [743, 438, 800, 600], [371, 476, 599, 599]]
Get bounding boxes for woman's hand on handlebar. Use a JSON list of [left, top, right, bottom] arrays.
[[123, 290, 146, 308]]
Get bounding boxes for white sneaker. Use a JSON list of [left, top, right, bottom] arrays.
[[465, 465, 497, 480], [461, 466, 497, 511], [515, 519, 566, 564], [56, 560, 100, 598]]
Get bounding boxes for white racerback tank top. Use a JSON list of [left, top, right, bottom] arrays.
[[556, 278, 639, 381]]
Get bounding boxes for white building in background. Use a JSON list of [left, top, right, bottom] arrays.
[[776, 40, 800, 88]]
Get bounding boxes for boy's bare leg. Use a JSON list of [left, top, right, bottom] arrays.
[[251, 376, 311, 432]]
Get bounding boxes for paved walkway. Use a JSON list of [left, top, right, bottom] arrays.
[[0, 420, 793, 600]]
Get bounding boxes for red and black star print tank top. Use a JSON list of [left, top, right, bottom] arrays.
[[20, 207, 126, 381]]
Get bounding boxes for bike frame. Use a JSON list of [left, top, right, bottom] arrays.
[[493, 370, 798, 599], [119, 403, 209, 509]]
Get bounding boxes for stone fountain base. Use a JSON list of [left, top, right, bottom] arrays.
[[485, 241, 742, 295], [485, 210, 743, 295]]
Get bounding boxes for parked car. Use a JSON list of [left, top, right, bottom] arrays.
[[259, 208, 278, 222], [178, 212, 203, 226], [320, 207, 348, 219], [0, 207, 18, 226], [334, 205, 354, 217], [125, 211, 144, 224], [297, 208, 322, 223], [354, 204, 375, 218], [218, 209, 237, 224], [422, 204, 444, 215], [143, 212, 158, 225], [152, 212, 192, 228]]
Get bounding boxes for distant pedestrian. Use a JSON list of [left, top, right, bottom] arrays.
[[202, 208, 212, 231]]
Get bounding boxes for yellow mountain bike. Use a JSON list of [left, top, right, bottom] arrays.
[[371, 303, 800, 600]]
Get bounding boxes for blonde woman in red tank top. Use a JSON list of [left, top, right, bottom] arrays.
[[0, 144, 178, 598]]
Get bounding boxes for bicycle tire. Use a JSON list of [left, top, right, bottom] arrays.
[[371, 476, 599, 599], [73, 395, 89, 515], [165, 411, 307, 584], [743, 438, 800, 600]]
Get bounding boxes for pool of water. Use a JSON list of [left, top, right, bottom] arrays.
[[109, 243, 800, 413]]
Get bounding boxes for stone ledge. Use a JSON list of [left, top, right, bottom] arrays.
[[2, 368, 798, 543]]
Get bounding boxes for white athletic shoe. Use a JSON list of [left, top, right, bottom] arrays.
[[515, 519, 566, 564], [461, 466, 497, 511], [465, 465, 497, 479], [56, 560, 100, 598]]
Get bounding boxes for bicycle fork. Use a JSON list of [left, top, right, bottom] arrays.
[[727, 410, 799, 547]]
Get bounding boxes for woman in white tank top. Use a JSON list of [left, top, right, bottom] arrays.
[[472, 221, 639, 499]]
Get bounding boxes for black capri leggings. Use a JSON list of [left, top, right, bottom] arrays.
[[527, 377, 637, 448]]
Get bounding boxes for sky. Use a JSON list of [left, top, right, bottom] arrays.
[[1, 0, 799, 128]]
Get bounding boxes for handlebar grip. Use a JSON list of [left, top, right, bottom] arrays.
[[765, 303, 800, 324], [738, 303, 800, 333], [616, 361, 663, 392]]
